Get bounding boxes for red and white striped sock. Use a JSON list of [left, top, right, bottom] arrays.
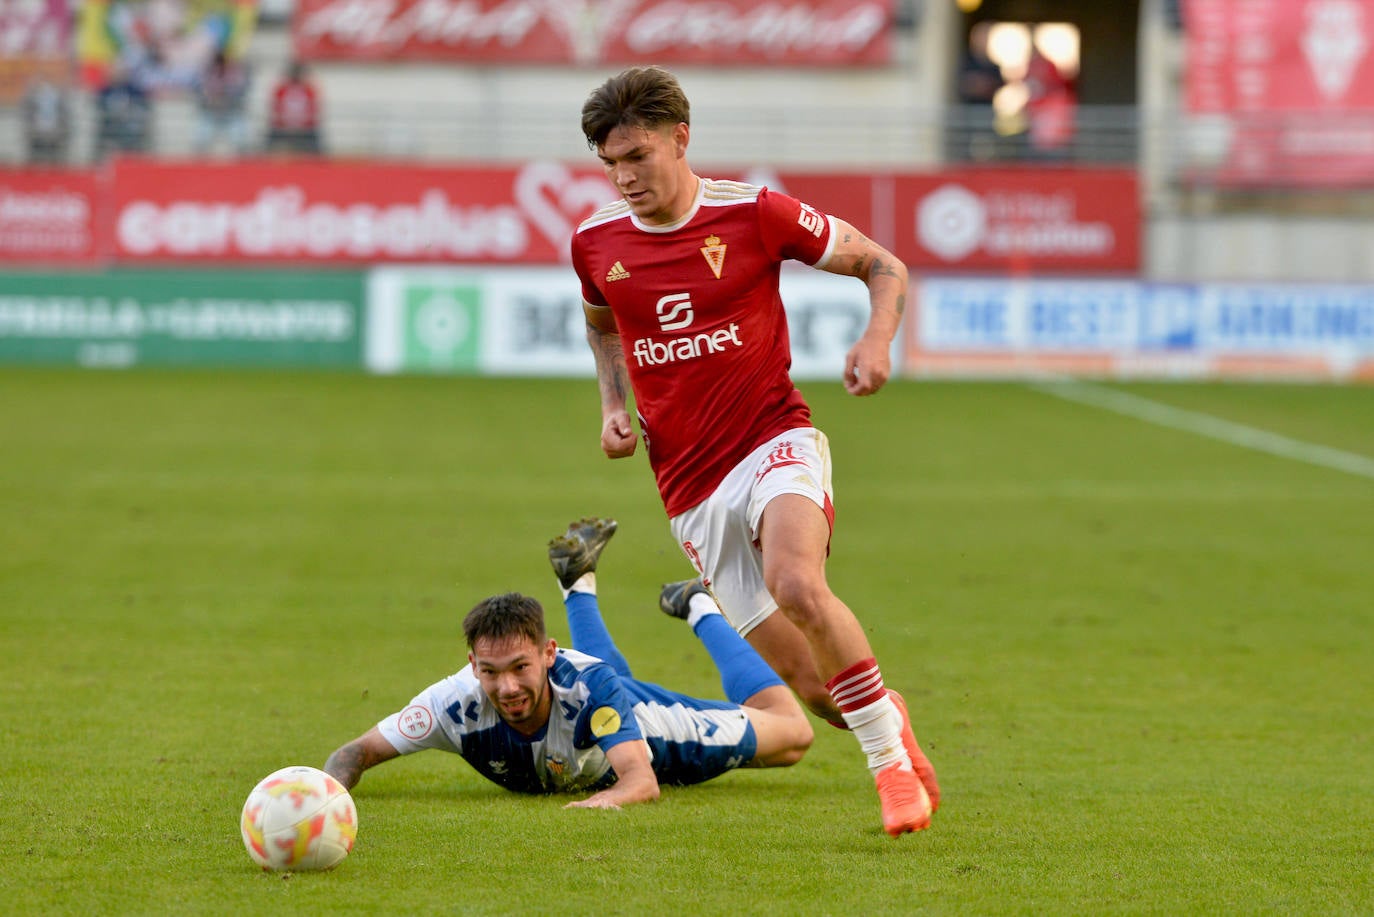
[[826, 657, 908, 776]]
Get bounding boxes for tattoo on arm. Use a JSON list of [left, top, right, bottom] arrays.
[[586, 320, 629, 408], [844, 231, 875, 278], [870, 258, 906, 315], [324, 742, 369, 791]]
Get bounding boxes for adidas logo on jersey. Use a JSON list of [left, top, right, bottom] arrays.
[[605, 261, 631, 282]]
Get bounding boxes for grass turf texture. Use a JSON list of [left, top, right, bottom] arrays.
[[2, 367, 1372, 915]]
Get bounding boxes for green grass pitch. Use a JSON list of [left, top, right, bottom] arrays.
[[2, 367, 1372, 915]]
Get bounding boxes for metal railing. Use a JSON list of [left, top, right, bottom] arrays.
[[7, 95, 1374, 212]]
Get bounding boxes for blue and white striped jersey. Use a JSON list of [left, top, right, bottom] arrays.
[[376, 648, 757, 794]]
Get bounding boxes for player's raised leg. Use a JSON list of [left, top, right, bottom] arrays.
[[548, 516, 631, 678], [660, 578, 812, 767], [758, 493, 935, 836]]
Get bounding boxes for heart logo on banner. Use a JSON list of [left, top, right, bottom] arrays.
[[513, 161, 616, 260]]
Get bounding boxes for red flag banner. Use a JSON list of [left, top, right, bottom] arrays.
[[293, 0, 893, 66], [1183, 0, 1374, 185]]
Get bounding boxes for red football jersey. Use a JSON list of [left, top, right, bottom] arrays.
[[571, 179, 836, 516]]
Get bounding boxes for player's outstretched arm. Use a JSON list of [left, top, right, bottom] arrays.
[[564, 739, 660, 809], [324, 727, 400, 791], [819, 218, 909, 396], [583, 301, 637, 458]]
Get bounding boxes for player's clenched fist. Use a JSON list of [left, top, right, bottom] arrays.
[[601, 412, 637, 458]]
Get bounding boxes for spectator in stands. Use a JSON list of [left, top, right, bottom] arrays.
[[1024, 42, 1077, 160], [23, 76, 72, 165], [952, 21, 1005, 162], [96, 62, 154, 157], [193, 49, 251, 157], [265, 60, 323, 155]]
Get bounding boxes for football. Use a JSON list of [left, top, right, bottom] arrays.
[[240, 765, 357, 871]]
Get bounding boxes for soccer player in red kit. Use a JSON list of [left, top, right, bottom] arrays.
[[570, 66, 939, 837]]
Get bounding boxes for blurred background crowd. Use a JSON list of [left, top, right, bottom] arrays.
[[1, 0, 1136, 168]]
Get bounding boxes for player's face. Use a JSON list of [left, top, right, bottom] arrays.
[[469, 635, 557, 736], [597, 122, 694, 226]]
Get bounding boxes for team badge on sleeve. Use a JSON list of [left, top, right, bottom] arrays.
[[700, 234, 726, 279], [590, 706, 622, 737], [398, 705, 434, 740], [797, 203, 824, 238]]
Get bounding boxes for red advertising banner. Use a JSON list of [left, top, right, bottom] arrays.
[[99, 159, 1138, 272], [1183, 0, 1374, 185], [597, 0, 893, 66], [733, 167, 1138, 272], [293, 0, 893, 66], [890, 169, 1140, 273], [0, 170, 104, 264], [108, 159, 616, 264]]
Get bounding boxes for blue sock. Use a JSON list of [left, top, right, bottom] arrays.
[[691, 613, 784, 705], [564, 591, 632, 678]]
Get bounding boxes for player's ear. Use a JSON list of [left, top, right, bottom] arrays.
[[672, 122, 689, 157], [543, 639, 558, 664]]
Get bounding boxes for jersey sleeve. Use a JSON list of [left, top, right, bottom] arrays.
[[572, 663, 644, 753], [756, 187, 837, 268], [570, 231, 608, 308], [376, 676, 465, 755]]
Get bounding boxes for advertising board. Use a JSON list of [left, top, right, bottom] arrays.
[[0, 270, 364, 369]]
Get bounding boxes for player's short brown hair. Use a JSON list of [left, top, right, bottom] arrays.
[[463, 592, 546, 649], [581, 65, 691, 149]]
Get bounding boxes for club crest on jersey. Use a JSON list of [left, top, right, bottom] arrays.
[[700, 234, 726, 279]]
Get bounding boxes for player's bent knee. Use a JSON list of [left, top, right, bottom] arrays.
[[764, 577, 836, 637], [764, 570, 825, 613]]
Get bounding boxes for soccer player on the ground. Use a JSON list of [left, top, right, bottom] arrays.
[[324, 518, 813, 807], [571, 66, 940, 835]]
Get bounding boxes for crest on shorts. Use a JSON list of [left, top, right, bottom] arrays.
[[700, 235, 726, 279]]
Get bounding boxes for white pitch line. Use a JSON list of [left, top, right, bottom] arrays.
[[1029, 380, 1374, 481]]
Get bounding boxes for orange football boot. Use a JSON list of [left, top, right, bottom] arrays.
[[887, 688, 940, 812], [875, 760, 932, 836]]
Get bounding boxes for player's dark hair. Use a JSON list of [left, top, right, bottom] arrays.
[[581, 65, 691, 149], [463, 592, 547, 649]]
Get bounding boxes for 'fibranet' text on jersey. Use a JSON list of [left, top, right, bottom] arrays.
[[571, 179, 837, 516]]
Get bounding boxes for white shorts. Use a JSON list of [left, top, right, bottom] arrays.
[[668, 427, 834, 636]]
